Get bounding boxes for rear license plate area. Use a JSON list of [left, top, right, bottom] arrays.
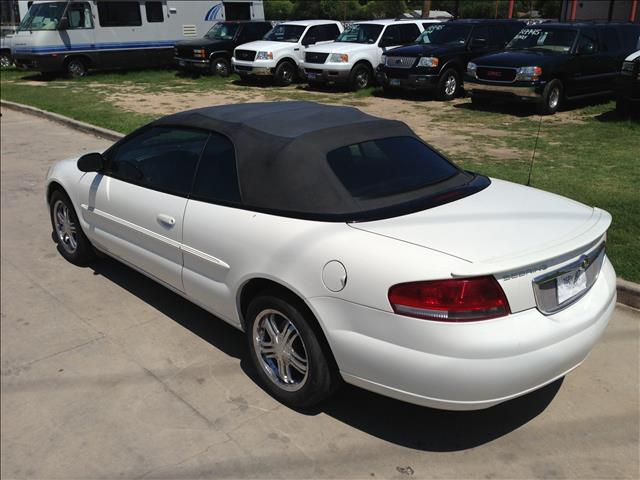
[[556, 269, 587, 304]]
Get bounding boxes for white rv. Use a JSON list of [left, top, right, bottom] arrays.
[[1, 0, 31, 66], [10, 0, 265, 76]]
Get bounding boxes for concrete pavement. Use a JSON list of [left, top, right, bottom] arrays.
[[1, 108, 639, 479]]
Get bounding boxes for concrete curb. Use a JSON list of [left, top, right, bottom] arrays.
[[2, 100, 639, 310], [1, 100, 124, 142]]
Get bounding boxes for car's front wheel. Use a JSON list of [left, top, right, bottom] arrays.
[[537, 79, 562, 115], [211, 56, 231, 77], [246, 292, 338, 408], [436, 68, 460, 101], [274, 60, 296, 86], [49, 190, 95, 265], [349, 63, 372, 91], [65, 57, 87, 78]]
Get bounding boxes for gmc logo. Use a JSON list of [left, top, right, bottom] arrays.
[[486, 70, 502, 77]]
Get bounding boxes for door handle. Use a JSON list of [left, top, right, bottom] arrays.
[[157, 214, 176, 227]]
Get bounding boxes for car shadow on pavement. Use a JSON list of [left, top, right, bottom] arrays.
[[90, 257, 562, 452]]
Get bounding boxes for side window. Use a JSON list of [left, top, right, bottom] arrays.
[[97, 1, 142, 27], [576, 28, 598, 54], [67, 2, 93, 29], [302, 25, 321, 45], [192, 134, 241, 204], [109, 127, 209, 196], [600, 26, 620, 51], [399, 24, 421, 44], [470, 26, 490, 48], [145, 1, 164, 23], [322, 23, 341, 41], [382, 25, 402, 46]]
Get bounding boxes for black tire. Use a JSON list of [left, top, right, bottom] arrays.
[[246, 292, 339, 408], [49, 190, 95, 265], [349, 63, 372, 91], [436, 68, 460, 101], [65, 57, 87, 78], [0, 53, 12, 68], [211, 56, 231, 77], [537, 79, 563, 115], [274, 60, 296, 86]]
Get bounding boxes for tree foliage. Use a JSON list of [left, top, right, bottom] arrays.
[[264, 0, 408, 21]]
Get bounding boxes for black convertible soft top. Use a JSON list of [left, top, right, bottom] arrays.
[[152, 102, 488, 221]]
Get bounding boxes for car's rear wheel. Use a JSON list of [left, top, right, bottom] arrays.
[[274, 60, 296, 86], [49, 190, 95, 265], [349, 63, 372, 91], [537, 79, 562, 115], [436, 68, 459, 101], [0, 53, 12, 68], [65, 57, 87, 78], [246, 292, 338, 408], [211, 56, 231, 77]]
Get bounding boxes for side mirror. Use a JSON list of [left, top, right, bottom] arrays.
[[379, 36, 395, 48], [471, 38, 488, 48], [58, 16, 69, 30], [77, 152, 105, 173]]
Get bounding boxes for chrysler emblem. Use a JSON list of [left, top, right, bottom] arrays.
[[581, 257, 590, 270]]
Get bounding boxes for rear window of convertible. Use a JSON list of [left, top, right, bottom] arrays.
[[327, 136, 459, 200]]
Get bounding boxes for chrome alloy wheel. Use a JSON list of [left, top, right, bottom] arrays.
[[252, 309, 309, 391], [355, 68, 370, 89], [53, 200, 78, 254], [280, 64, 294, 83], [548, 86, 560, 109], [215, 60, 229, 76], [444, 74, 457, 97]]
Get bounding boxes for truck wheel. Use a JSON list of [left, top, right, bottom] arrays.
[[246, 292, 339, 408], [274, 60, 296, 86], [211, 56, 231, 77], [537, 79, 562, 115], [436, 68, 460, 101], [349, 63, 372, 91], [0, 53, 12, 68], [65, 58, 87, 78]]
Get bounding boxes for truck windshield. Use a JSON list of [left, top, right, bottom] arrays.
[[507, 28, 577, 53], [18, 2, 66, 31], [416, 24, 472, 45], [335, 24, 384, 44], [205, 22, 240, 40], [264, 24, 306, 43]]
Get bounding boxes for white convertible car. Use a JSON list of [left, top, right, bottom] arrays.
[[45, 102, 616, 410]]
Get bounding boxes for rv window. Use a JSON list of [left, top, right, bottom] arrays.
[[145, 2, 164, 23], [97, 1, 142, 27], [67, 3, 93, 29]]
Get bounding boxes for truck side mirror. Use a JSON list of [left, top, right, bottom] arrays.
[[77, 152, 105, 173]]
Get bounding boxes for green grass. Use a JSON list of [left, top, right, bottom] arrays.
[[2, 67, 638, 282]]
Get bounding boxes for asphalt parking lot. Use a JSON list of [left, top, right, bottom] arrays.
[[1, 108, 639, 479]]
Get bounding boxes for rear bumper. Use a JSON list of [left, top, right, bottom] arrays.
[[465, 78, 544, 101], [300, 63, 351, 83], [310, 256, 616, 410], [376, 70, 439, 90]]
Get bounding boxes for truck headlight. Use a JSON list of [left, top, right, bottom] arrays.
[[417, 56, 439, 68], [329, 53, 349, 63], [467, 62, 477, 78], [256, 51, 273, 60], [515, 66, 542, 81]]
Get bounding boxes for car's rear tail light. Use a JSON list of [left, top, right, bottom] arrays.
[[388, 276, 510, 322]]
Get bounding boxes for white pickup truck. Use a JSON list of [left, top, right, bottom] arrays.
[[232, 20, 343, 86], [300, 19, 439, 90]]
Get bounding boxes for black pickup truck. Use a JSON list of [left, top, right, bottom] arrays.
[[465, 22, 640, 114], [376, 20, 525, 100], [175, 21, 272, 76]]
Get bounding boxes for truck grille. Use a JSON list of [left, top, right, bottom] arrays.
[[476, 66, 517, 82], [235, 49, 256, 61], [385, 57, 416, 69], [305, 52, 329, 64]]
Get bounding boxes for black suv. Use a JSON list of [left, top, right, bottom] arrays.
[[465, 22, 640, 114], [175, 21, 272, 76], [376, 20, 525, 100]]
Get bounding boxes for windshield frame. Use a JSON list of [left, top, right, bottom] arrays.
[[263, 23, 307, 43], [205, 22, 240, 41], [335, 23, 384, 44], [18, 1, 68, 32], [506, 27, 579, 54], [416, 23, 473, 46]]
